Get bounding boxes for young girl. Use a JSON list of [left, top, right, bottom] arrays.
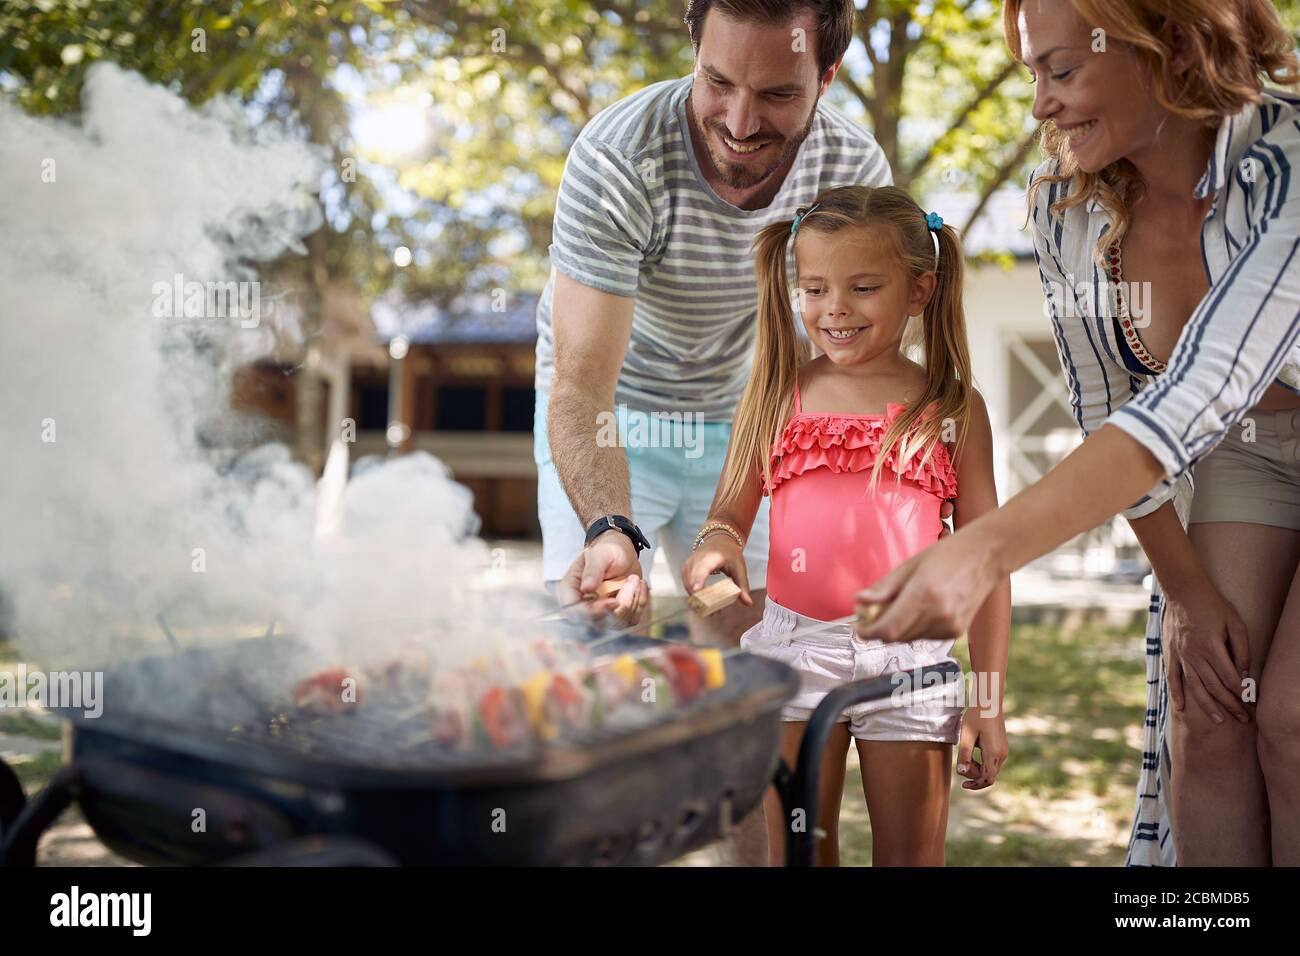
[[682, 185, 1011, 866]]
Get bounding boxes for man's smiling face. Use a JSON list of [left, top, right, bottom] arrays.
[[689, 10, 833, 190]]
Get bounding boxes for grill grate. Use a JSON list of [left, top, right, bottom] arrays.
[[69, 633, 794, 779], [221, 679, 751, 773]]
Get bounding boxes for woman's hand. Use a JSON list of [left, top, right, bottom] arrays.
[[681, 533, 753, 606], [1162, 586, 1251, 724], [956, 710, 1007, 790], [854, 529, 1001, 643]]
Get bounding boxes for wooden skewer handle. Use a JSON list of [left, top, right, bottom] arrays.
[[686, 578, 742, 617], [856, 602, 886, 627], [586, 576, 632, 599]]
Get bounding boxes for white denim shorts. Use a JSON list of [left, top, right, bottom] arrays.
[[740, 596, 963, 743]]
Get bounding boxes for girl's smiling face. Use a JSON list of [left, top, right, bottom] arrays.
[[794, 225, 934, 365]]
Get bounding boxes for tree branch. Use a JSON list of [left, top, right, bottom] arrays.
[[905, 57, 1019, 183], [860, 0, 880, 74], [961, 123, 1042, 236], [837, 70, 873, 116], [588, 0, 687, 37], [402, 0, 594, 122]]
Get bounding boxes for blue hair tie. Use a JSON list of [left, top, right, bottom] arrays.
[[791, 202, 820, 238], [925, 211, 944, 231]]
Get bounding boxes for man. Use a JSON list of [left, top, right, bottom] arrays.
[[536, 0, 892, 646]]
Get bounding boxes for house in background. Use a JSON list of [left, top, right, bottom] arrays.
[[228, 189, 1149, 578], [938, 188, 1146, 582], [229, 288, 539, 537], [353, 293, 540, 537]]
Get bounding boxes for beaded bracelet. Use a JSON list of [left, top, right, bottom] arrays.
[[693, 521, 744, 552]]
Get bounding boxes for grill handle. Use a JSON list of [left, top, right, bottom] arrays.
[[0, 757, 26, 839], [0, 763, 80, 867], [782, 661, 962, 867]]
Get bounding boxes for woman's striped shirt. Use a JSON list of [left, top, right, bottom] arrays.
[[1029, 89, 1300, 506]]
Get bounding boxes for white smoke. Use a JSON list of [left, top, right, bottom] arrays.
[[0, 63, 524, 679]]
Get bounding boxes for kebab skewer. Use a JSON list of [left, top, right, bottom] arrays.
[[581, 576, 887, 648], [287, 584, 888, 749], [288, 642, 728, 752]]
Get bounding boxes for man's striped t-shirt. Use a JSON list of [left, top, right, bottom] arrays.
[[534, 75, 891, 421]]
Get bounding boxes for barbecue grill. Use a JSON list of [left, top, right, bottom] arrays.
[[0, 629, 960, 867]]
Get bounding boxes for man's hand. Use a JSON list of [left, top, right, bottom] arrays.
[[556, 530, 648, 627]]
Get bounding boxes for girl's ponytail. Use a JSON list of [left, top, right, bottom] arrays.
[[715, 220, 810, 508], [868, 211, 972, 490], [917, 220, 973, 454]]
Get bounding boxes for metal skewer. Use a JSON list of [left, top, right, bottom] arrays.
[[584, 603, 696, 650], [538, 574, 645, 621], [586, 585, 882, 652], [156, 613, 181, 652]]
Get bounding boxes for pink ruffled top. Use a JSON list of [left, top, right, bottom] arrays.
[[761, 386, 958, 621]]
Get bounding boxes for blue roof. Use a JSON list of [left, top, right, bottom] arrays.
[[373, 293, 539, 345]]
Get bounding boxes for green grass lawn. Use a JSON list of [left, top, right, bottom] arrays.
[[7, 750, 62, 791], [836, 616, 1148, 866], [0, 710, 61, 740]]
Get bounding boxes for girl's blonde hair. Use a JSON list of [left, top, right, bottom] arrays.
[[716, 184, 972, 507], [1004, 0, 1300, 267]]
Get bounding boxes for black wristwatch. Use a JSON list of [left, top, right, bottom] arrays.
[[584, 514, 651, 555]]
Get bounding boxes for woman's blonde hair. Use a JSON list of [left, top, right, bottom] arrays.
[[715, 185, 972, 507], [1004, 0, 1300, 266]]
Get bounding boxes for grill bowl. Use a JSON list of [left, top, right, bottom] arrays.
[[54, 635, 800, 866]]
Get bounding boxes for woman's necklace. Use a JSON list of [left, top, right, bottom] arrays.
[[1107, 237, 1167, 374]]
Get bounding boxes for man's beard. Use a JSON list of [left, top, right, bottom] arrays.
[[691, 98, 818, 190]]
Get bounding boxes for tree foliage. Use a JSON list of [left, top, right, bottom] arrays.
[[5, 0, 1295, 311]]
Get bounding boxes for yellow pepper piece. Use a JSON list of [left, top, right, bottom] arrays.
[[519, 670, 557, 740], [698, 648, 726, 689], [610, 654, 639, 685]]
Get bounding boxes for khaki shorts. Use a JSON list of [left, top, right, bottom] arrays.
[[1190, 408, 1300, 530]]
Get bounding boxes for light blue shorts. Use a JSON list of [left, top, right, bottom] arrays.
[[533, 390, 770, 589]]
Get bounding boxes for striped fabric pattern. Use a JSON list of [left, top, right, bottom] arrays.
[[1027, 89, 1300, 867], [534, 75, 892, 421]]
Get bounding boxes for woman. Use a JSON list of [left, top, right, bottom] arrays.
[[855, 0, 1300, 866]]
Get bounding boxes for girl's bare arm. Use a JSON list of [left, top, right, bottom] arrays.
[[704, 429, 764, 539], [950, 391, 1010, 704]]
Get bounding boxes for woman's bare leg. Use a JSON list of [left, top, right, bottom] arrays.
[[856, 739, 952, 866], [1258, 562, 1300, 864], [762, 720, 850, 866], [1174, 522, 1300, 864]]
